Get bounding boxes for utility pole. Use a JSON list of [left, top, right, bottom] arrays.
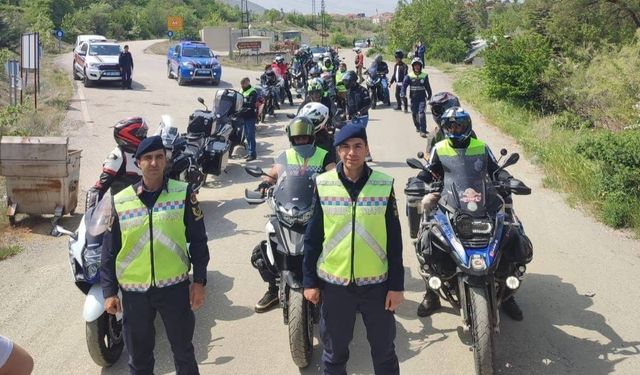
[[240, 0, 250, 36], [312, 0, 316, 29], [321, 0, 326, 46]]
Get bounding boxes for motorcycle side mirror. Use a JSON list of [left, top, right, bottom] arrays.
[[55, 225, 77, 241], [197, 97, 209, 111], [500, 148, 508, 156], [406, 158, 426, 170], [502, 153, 519, 169], [245, 165, 266, 177], [417, 151, 425, 159], [286, 113, 296, 119]]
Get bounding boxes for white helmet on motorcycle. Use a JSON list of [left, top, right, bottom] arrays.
[[299, 102, 329, 133]]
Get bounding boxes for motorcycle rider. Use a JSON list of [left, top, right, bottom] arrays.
[[260, 65, 281, 111], [299, 78, 334, 118], [389, 50, 408, 112], [415, 107, 533, 321], [272, 55, 294, 106], [401, 57, 432, 138], [298, 102, 337, 163], [341, 70, 373, 162], [251, 116, 336, 313], [335, 62, 348, 113], [86, 117, 148, 208], [319, 56, 335, 74], [367, 54, 390, 106]]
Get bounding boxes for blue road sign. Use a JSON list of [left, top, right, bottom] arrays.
[[54, 30, 64, 39], [167, 31, 174, 38]]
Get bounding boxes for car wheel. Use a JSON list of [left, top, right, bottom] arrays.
[[83, 69, 92, 87], [167, 63, 172, 79], [177, 70, 186, 86], [72, 63, 81, 80]]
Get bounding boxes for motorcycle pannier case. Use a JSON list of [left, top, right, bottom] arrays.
[[201, 140, 229, 175]]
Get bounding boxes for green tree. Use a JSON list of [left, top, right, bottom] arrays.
[[264, 8, 280, 26]]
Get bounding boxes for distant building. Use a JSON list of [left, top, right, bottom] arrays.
[[371, 12, 394, 25]]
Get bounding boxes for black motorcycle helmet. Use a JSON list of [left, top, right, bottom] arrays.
[[394, 50, 404, 59], [429, 92, 461, 126], [341, 70, 358, 90], [440, 106, 473, 146]]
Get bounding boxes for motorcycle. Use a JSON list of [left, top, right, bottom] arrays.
[[55, 192, 124, 367], [405, 151, 531, 375], [257, 78, 281, 122], [365, 70, 390, 109], [244, 166, 318, 368]]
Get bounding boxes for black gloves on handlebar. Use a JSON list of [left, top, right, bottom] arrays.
[[257, 181, 272, 192]]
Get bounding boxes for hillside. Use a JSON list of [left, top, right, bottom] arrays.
[[221, 0, 266, 15]]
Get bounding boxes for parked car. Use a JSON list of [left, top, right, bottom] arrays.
[[354, 40, 368, 49], [167, 41, 222, 86], [310, 46, 328, 62], [73, 40, 122, 87], [75, 34, 106, 49]]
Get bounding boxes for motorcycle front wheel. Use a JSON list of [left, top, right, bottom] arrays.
[[86, 312, 124, 367], [287, 288, 313, 368], [370, 89, 377, 109], [469, 286, 495, 375]]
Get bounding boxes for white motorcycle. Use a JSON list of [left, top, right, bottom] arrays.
[[56, 191, 124, 367]]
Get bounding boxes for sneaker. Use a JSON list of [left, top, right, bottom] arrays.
[[255, 289, 279, 313], [502, 297, 523, 321], [404, 108, 409, 113], [394, 107, 402, 111], [417, 290, 441, 317], [420, 132, 428, 138], [415, 128, 420, 133], [245, 155, 257, 161]]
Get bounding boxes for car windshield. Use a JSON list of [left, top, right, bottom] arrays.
[[182, 47, 213, 58], [310, 47, 327, 54], [89, 45, 120, 56]]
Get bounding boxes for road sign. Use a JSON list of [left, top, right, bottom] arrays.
[[167, 30, 174, 38], [54, 30, 64, 40], [236, 41, 262, 50], [167, 16, 184, 32]]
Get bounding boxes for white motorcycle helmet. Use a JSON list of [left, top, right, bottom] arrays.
[[299, 102, 329, 133]]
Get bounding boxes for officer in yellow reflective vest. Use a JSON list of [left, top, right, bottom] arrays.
[[101, 136, 210, 375], [303, 124, 404, 375], [252, 116, 336, 312]]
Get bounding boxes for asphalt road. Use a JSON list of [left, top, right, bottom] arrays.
[[1, 39, 639, 374]]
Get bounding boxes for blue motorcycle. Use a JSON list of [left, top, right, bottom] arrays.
[[365, 68, 390, 109], [405, 152, 531, 375]]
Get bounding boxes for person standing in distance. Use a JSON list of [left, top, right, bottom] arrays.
[[389, 50, 408, 113], [401, 57, 432, 138], [101, 136, 210, 375], [119, 45, 133, 90], [238, 77, 259, 161], [303, 124, 404, 375], [354, 47, 364, 83]]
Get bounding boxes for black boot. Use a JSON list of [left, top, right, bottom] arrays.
[[255, 288, 279, 313], [502, 297, 523, 321], [417, 289, 441, 317]]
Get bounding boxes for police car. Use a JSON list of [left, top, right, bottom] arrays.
[[73, 40, 122, 87], [166, 41, 222, 86]]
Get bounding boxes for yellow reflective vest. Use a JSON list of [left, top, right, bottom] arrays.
[[315, 169, 393, 286], [284, 147, 327, 177], [114, 179, 190, 292]]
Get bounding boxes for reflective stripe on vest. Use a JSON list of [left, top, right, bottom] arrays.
[[408, 72, 427, 92], [114, 179, 190, 292], [285, 147, 327, 177], [315, 170, 393, 286]]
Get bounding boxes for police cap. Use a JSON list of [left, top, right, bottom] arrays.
[[134, 135, 165, 159], [333, 123, 367, 147]]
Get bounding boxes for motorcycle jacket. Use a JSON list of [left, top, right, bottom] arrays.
[[389, 62, 408, 85], [345, 84, 372, 118], [402, 71, 432, 102], [92, 146, 141, 197]]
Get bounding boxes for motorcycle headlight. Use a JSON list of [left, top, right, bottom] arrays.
[[276, 205, 314, 226], [454, 215, 492, 239]]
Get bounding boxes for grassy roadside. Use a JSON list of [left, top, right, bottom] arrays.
[[452, 67, 640, 234]]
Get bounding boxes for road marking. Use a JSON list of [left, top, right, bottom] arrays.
[[76, 83, 93, 128]]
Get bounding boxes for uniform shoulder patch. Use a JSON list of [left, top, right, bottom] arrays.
[[190, 193, 204, 221]]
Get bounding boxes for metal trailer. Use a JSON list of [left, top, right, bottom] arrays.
[[0, 136, 81, 235]]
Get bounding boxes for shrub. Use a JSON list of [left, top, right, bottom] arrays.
[[426, 38, 468, 63], [551, 111, 593, 130], [482, 32, 552, 102], [329, 32, 351, 48]]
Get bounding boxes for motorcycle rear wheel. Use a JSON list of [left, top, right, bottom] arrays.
[[469, 286, 495, 375], [287, 288, 313, 368], [86, 312, 123, 367]]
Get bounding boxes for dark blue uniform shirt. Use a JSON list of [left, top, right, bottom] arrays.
[[303, 162, 404, 291]]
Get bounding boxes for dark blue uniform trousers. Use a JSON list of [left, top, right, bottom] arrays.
[[121, 281, 199, 375], [411, 99, 427, 133], [320, 283, 399, 375]]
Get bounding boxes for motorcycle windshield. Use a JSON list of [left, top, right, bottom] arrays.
[[86, 190, 112, 237], [213, 90, 236, 118], [441, 167, 502, 217], [273, 175, 315, 212]]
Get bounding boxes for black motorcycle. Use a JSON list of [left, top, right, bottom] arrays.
[[365, 70, 390, 109], [244, 166, 318, 368], [290, 61, 307, 99], [405, 152, 531, 374]]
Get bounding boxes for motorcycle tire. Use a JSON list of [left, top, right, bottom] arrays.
[[469, 286, 495, 375], [371, 90, 377, 109], [86, 312, 124, 367], [287, 288, 313, 368]]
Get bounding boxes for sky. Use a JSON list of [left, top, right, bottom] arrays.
[[253, 0, 398, 16]]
